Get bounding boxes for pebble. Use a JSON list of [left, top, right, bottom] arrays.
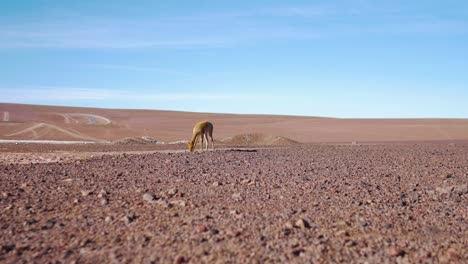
[[97, 189, 107, 198], [173, 255, 186, 264], [229, 210, 239, 215], [387, 247, 406, 257], [229, 229, 241, 237], [143, 193, 156, 203], [122, 212, 136, 224], [167, 188, 178, 196], [170, 200, 186, 207], [335, 230, 350, 237], [294, 218, 310, 229], [81, 190, 93, 197], [198, 224, 208, 233], [156, 200, 171, 208], [232, 193, 243, 201], [101, 199, 109, 205]]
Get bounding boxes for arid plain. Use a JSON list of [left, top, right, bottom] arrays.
[[0, 103, 467, 263]]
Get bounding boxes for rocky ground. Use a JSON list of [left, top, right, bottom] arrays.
[[0, 143, 467, 263]]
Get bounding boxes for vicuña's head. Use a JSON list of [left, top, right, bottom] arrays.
[[188, 141, 194, 152]]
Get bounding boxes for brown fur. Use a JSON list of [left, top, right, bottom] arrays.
[[188, 121, 214, 152]]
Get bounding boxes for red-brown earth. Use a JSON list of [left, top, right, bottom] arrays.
[[2, 103, 468, 143], [0, 143, 467, 263], [0, 103, 467, 263]]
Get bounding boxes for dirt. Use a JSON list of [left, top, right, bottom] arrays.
[[3, 103, 468, 143], [0, 143, 467, 263], [220, 133, 299, 146]]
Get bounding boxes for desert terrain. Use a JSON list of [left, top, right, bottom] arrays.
[[0, 103, 467, 263], [2, 103, 468, 144]]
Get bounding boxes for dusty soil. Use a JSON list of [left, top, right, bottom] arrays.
[[0, 143, 467, 263], [220, 133, 299, 146], [2, 103, 468, 143]]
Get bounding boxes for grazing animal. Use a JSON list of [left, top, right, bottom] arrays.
[[188, 121, 214, 152]]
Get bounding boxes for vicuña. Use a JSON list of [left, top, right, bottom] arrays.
[[188, 121, 214, 152]]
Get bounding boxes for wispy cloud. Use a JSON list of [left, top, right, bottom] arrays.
[[88, 64, 193, 76], [0, 4, 466, 49], [0, 5, 338, 49], [0, 86, 283, 102]]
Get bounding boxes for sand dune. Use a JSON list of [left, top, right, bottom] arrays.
[[1, 103, 468, 143]]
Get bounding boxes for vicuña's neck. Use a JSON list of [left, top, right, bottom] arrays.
[[190, 133, 198, 143]]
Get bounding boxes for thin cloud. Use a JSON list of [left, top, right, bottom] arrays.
[[0, 4, 466, 49], [88, 64, 193, 76], [0, 86, 283, 102]]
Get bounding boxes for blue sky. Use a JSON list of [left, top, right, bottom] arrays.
[[1, 0, 467, 118]]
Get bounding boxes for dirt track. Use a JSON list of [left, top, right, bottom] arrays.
[[1, 144, 467, 263]]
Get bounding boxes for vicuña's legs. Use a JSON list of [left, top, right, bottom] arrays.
[[200, 134, 204, 152], [205, 134, 209, 151], [211, 135, 214, 151]]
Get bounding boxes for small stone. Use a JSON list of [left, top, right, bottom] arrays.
[[101, 199, 108, 205], [294, 218, 310, 229], [170, 200, 186, 207], [198, 224, 208, 233], [210, 229, 220, 235], [387, 247, 406, 257], [453, 184, 468, 195], [167, 188, 178, 196], [1, 244, 16, 253], [335, 230, 350, 237], [42, 219, 56, 230], [105, 216, 113, 222], [73, 198, 79, 203], [143, 193, 156, 203], [212, 181, 221, 187], [156, 200, 171, 208], [122, 212, 136, 224], [292, 248, 305, 257], [81, 190, 93, 197], [232, 193, 243, 201], [97, 189, 107, 198], [60, 178, 73, 183], [173, 255, 186, 264], [229, 229, 241, 237], [285, 222, 294, 229]]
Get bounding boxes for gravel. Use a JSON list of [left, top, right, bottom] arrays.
[[0, 143, 467, 263]]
